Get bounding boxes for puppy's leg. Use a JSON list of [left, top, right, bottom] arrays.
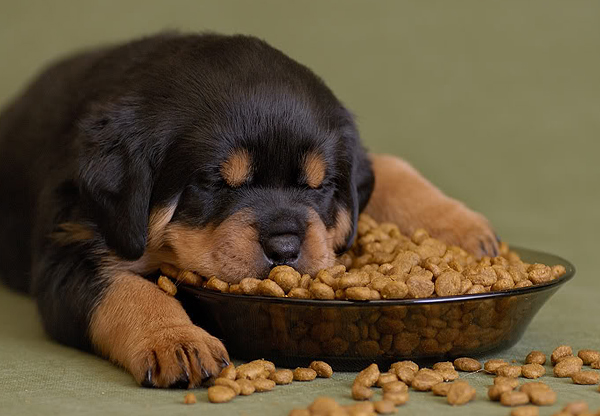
[[364, 154, 498, 257], [33, 244, 228, 388]]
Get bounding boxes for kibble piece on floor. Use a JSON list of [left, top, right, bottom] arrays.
[[207, 385, 237, 403], [592, 361, 600, 369], [488, 383, 515, 401], [236, 362, 269, 380], [394, 365, 417, 385], [454, 357, 482, 372], [237, 379, 256, 395], [270, 369, 294, 385], [447, 382, 476, 405], [554, 357, 583, 377], [352, 383, 373, 401], [411, 369, 444, 391], [310, 361, 334, 378], [382, 391, 409, 406], [494, 377, 520, 389], [529, 388, 556, 406], [382, 380, 408, 394], [432, 362, 459, 381], [390, 361, 419, 373], [355, 363, 380, 387], [525, 351, 546, 365], [374, 400, 396, 414], [521, 363, 545, 379], [308, 397, 340, 414], [578, 350, 600, 366], [571, 370, 600, 385], [214, 378, 241, 395], [496, 365, 522, 378], [485, 359, 509, 374], [376, 372, 399, 387], [551, 345, 573, 365], [432, 382, 452, 397], [293, 367, 317, 381], [563, 401, 589, 415], [349, 402, 376, 414], [253, 378, 276, 392], [219, 364, 237, 380], [500, 391, 530, 406], [519, 382, 550, 395], [510, 406, 539, 416], [183, 393, 196, 404]]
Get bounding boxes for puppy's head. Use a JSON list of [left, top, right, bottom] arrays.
[[77, 34, 374, 283]]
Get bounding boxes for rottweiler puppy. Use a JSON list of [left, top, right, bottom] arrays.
[[0, 33, 498, 388]]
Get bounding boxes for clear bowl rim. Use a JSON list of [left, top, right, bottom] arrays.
[[179, 246, 575, 308]]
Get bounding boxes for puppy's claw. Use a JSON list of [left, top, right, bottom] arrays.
[[141, 368, 154, 388], [221, 357, 230, 368]]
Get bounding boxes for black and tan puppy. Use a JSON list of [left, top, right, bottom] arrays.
[[0, 33, 498, 388]]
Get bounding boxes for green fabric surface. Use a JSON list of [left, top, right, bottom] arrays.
[[1, 1, 599, 415]]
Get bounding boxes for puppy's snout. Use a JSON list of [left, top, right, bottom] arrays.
[[262, 234, 301, 268]]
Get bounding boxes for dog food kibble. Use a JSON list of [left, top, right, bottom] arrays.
[[447, 382, 476, 405], [510, 406, 539, 416], [382, 391, 410, 406], [236, 362, 269, 380], [383, 380, 408, 394], [433, 361, 460, 381], [355, 363, 380, 387], [454, 357, 482, 372], [432, 382, 453, 397], [352, 383, 374, 401], [496, 365, 523, 378], [214, 378, 241, 395], [411, 369, 444, 391], [219, 364, 237, 380], [571, 371, 600, 385], [521, 364, 546, 379], [373, 400, 396, 414], [376, 372, 398, 387], [269, 369, 294, 385], [199, 214, 567, 303], [485, 359, 509, 374], [563, 402, 589, 414], [293, 367, 317, 381], [528, 388, 557, 406], [252, 378, 276, 392], [183, 393, 196, 404], [495, 376, 520, 389], [500, 391, 530, 406], [309, 361, 333, 378], [207, 385, 237, 403], [489, 383, 515, 401], [525, 351, 547, 365], [308, 397, 340, 414], [157, 276, 177, 296], [593, 361, 600, 369], [554, 357, 584, 378], [236, 379, 256, 395], [551, 345, 574, 365], [578, 350, 600, 365]]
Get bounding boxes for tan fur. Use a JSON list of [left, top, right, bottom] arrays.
[[164, 209, 264, 283], [327, 208, 352, 251], [89, 271, 228, 387], [364, 153, 498, 256], [221, 148, 251, 187], [299, 208, 337, 274], [51, 222, 94, 244], [303, 151, 326, 188], [147, 204, 178, 249]]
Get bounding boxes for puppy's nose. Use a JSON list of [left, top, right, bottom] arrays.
[[263, 234, 301, 267]]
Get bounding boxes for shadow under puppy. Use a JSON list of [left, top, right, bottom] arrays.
[[0, 33, 498, 388]]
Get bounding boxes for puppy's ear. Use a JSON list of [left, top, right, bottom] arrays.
[[77, 103, 161, 260]]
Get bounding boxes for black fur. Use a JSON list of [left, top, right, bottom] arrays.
[[0, 33, 373, 353]]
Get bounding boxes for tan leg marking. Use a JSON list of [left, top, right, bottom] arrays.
[[89, 271, 228, 388], [364, 154, 498, 257]]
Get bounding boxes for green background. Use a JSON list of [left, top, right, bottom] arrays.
[[1, 1, 599, 415]]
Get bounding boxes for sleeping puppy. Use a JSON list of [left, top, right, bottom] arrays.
[[0, 33, 498, 388]]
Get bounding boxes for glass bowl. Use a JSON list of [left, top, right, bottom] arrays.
[[178, 247, 575, 371]]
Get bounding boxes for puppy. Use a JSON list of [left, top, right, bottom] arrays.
[[0, 33, 498, 388]]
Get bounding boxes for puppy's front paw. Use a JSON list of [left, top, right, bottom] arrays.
[[130, 325, 229, 388], [426, 201, 499, 258]]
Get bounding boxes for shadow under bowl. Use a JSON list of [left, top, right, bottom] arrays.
[[178, 247, 575, 371]]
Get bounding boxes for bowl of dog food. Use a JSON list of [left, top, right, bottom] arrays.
[[174, 214, 575, 371]]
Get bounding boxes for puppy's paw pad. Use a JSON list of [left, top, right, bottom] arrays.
[[131, 325, 228, 388]]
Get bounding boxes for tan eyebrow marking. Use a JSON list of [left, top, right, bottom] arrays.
[[221, 149, 251, 187], [304, 151, 326, 188]]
